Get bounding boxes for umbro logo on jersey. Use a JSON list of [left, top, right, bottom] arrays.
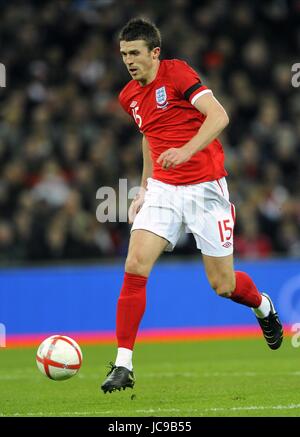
[[130, 101, 138, 108], [222, 242, 232, 248], [156, 86, 168, 109]]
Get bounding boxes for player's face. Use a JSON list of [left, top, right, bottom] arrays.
[[120, 40, 159, 84]]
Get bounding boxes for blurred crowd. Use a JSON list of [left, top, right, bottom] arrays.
[[0, 0, 299, 264]]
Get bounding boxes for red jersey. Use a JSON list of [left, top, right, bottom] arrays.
[[119, 59, 227, 185]]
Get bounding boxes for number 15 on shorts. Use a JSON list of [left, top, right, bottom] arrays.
[[218, 219, 233, 243]]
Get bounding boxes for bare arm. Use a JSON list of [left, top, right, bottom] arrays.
[[140, 135, 153, 189], [128, 135, 152, 223], [182, 92, 229, 156], [157, 92, 229, 169]]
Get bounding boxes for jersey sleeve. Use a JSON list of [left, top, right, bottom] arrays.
[[172, 60, 212, 106]]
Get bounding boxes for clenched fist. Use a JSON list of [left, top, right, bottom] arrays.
[[156, 146, 192, 169]]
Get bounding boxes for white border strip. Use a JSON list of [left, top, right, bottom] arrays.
[[191, 89, 212, 105]]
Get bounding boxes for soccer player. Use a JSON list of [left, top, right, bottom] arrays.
[[101, 18, 283, 393]]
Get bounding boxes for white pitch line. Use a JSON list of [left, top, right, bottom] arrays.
[[205, 404, 300, 412], [135, 404, 300, 414], [3, 404, 300, 417]]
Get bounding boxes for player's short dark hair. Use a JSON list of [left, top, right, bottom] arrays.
[[119, 18, 161, 51]]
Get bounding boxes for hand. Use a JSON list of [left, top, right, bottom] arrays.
[[128, 190, 145, 224], [156, 146, 192, 170]]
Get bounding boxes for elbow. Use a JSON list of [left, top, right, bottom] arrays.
[[225, 112, 230, 127], [221, 110, 229, 128], [207, 108, 230, 130]]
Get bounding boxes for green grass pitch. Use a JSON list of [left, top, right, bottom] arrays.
[[1, 338, 300, 417]]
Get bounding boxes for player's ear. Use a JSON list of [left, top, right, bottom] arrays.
[[152, 47, 160, 60]]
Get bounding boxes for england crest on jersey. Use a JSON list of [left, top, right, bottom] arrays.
[[155, 86, 168, 109]]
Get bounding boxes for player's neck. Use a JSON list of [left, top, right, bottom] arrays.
[[139, 60, 160, 87]]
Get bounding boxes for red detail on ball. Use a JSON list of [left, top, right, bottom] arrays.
[[36, 336, 82, 378]]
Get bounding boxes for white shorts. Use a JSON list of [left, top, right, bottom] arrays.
[[131, 177, 236, 257]]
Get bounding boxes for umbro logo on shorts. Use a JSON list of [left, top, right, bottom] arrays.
[[222, 242, 232, 248]]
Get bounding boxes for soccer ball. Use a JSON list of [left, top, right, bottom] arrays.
[[36, 335, 83, 381]]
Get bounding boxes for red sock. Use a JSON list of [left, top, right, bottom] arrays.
[[116, 272, 147, 350], [230, 271, 262, 308]]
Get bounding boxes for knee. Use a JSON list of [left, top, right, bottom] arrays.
[[125, 253, 150, 277], [209, 274, 236, 297]]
